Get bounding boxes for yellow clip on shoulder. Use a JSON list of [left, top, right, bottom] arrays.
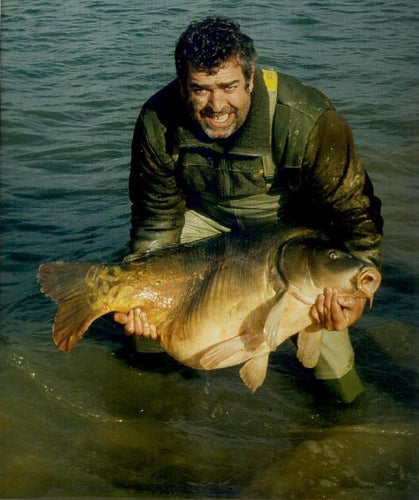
[[261, 68, 278, 92]]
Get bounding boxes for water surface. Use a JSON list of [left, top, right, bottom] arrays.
[[1, 1, 418, 498]]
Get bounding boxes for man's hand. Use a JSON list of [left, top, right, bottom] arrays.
[[113, 309, 158, 340], [310, 287, 366, 331]]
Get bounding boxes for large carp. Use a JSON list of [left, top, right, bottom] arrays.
[[38, 226, 381, 392]]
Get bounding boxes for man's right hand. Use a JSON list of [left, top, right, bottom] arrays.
[[113, 309, 158, 340]]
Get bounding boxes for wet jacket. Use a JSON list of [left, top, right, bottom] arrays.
[[129, 68, 383, 266]]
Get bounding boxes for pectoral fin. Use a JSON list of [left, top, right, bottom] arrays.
[[199, 335, 271, 392], [264, 292, 312, 350], [199, 335, 253, 369], [239, 354, 270, 392], [199, 333, 269, 370], [296, 326, 323, 368]]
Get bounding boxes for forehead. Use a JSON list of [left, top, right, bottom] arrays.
[[186, 58, 245, 85]]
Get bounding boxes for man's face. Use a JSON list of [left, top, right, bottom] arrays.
[[182, 58, 255, 140]]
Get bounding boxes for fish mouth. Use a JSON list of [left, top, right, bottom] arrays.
[[356, 266, 382, 304]]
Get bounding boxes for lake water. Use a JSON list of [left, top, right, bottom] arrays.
[[1, 0, 418, 498]]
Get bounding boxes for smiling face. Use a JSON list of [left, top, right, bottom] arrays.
[[182, 58, 255, 140]]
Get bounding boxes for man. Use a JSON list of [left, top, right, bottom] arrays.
[[114, 17, 383, 402]]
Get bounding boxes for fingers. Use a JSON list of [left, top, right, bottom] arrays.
[[113, 309, 158, 339], [337, 295, 356, 308], [148, 324, 158, 341], [338, 295, 367, 325], [132, 309, 145, 336], [312, 288, 348, 331], [312, 289, 367, 331], [113, 312, 128, 325], [113, 310, 137, 335], [136, 309, 154, 338], [319, 288, 339, 331], [338, 295, 366, 311], [310, 302, 321, 323], [311, 292, 325, 327], [329, 289, 348, 330]]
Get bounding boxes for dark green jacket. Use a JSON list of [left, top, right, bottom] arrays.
[[129, 68, 383, 266]]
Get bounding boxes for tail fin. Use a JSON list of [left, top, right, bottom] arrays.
[[38, 262, 107, 352]]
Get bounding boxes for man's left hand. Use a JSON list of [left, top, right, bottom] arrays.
[[310, 287, 366, 331]]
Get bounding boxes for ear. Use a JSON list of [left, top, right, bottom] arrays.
[[248, 67, 256, 93], [178, 79, 187, 99]]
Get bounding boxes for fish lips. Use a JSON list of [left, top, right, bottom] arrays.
[[356, 265, 382, 299]]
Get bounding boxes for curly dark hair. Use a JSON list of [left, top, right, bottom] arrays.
[[175, 16, 258, 86]]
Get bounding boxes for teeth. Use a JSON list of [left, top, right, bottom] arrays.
[[211, 114, 229, 123]]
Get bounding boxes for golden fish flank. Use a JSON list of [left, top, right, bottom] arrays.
[[38, 226, 381, 392], [88, 264, 176, 313]]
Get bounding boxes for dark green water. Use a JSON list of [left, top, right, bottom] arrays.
[[1, 1, 418, 498]]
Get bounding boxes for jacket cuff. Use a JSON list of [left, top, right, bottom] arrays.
[[124, 227, 182, 262]]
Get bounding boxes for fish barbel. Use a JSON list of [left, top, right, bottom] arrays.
[[38, 226, 381, 392]]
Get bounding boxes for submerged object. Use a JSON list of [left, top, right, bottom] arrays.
[[38, 226, 381, 391]]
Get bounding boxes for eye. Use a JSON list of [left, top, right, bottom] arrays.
[[329, 251, 338, 260], [192, 87, 207, 95]]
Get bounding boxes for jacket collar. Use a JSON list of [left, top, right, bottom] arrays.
[[175, 68, 271, 156]]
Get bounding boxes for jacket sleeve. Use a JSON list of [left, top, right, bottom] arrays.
[[128, 108, 186, 257], [300, 110, 383, 267]]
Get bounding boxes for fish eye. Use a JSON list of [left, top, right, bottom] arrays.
[[329, 251, 339, 260]]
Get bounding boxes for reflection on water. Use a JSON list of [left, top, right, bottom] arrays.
[[1, 0, 418, 498]]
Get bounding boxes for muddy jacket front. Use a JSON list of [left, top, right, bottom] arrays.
[[128, 68, 383, 267]]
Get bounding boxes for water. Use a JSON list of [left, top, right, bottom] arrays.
[[1, 0, 418, 497]]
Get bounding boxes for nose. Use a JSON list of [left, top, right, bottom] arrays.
[[208, 89, 226, 112]]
